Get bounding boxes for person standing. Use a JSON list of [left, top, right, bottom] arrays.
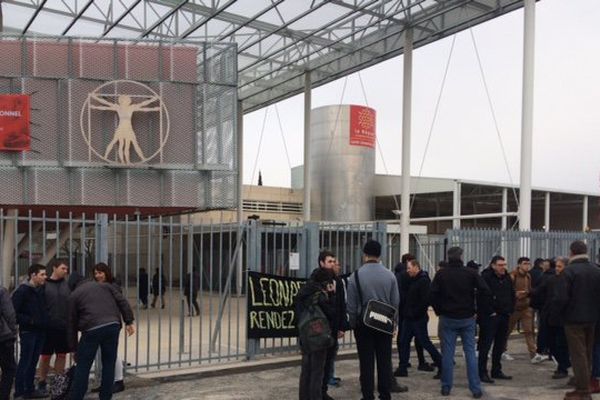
[[296, 267, 335, 400], [38, 259, 71, 396], [531, 258, 556, 363], [151, 268, 166, 309], [430, 247, 490, 398], [347, 240, 400, 400], [544, 256, 571, 380], [396, 259, 441, 377], [12, 264, 49, 399], [91, 263, 128, 394], [506, 257, 538, 361], [394, 253, 431, 376], [0, 284, 17, 400], [478, 256, 515, 383], [311, 251, 349, 400], [138, 268, 149, 309], [555, 241, 600, 400], [183, 271, 200, 317], [68, 270, 135, 400]]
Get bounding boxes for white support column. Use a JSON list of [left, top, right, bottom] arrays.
[[501, 188, 508, 230], [544, 192, 550, 232], [303, 71, 312, 221], [518, 0, 536, 231], [583, 195, 589, 231], [236, 100, 244, 296], [452, 181, 461, 229], [400, 29, 413, 255]]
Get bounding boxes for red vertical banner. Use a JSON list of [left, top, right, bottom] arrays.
[[349, 105, 376, 148], [0, 95, 31, 151]]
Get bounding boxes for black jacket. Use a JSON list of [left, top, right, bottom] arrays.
[[152, 273, 167, 295], [183, 272, 200, 297], [480, 267, 515, 316], [295, 279, 335, 343], [44, 277, 71, 331], [310, 268, 350, 336], [555, 256, 600, 325], [530, 269, 555, 310], [541, 273, 566, 327], [12, 283, 48, 332], [430, 260, 491, 319], [138, 271, 149, 297], [0, 287, 17, 342], [403, 271, 431, 321], [530, 266, 543, 288], [68, 280, 134, 351]]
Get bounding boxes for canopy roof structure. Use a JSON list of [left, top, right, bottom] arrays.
[[2, 0, 527, 112]]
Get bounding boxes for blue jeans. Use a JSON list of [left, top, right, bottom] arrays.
[[14, 331, 45, 397], [440, 316, 481, 395], [71, 324, 121, 400]]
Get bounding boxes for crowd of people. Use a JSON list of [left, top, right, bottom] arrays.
[[295, 239, 600, 400], [0, 259, 135, 400]]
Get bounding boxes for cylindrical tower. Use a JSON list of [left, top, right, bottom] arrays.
[[310, 104, 376, 222]]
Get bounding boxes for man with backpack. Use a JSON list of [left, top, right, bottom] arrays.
[[297, 268, 336, 400], [346, 240, 400, 400], [0, 283, 17, 399]]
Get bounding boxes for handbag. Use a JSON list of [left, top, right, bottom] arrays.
[[354, 270, 397, 335]]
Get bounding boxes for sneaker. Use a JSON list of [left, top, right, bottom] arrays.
[[531, 353, 546, 364], [502, 352, 515, 361]]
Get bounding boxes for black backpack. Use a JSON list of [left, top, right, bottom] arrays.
[[297, 292, 333, 353]]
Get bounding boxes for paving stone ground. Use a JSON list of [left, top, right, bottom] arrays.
[[99, 336, 590, 400]]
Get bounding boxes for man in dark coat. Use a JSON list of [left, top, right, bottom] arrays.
[[184, 271, 201, 316], [151, 268, 166, 309], [296, 267, 335, 400], [12, 264, 48, 399], [394, 253, 430, 376], [311, 250, 350, 400], [0, 284, 17, 399], [478, 255, 515, 383], [555, 241, 600, 400], [138, 268, 149, 309], [396, 259, 441, 377]]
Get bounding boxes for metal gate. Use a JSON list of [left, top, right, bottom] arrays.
[[0, 210, 387, 372]]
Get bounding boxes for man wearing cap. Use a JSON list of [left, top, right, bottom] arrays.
[[347, 240, 401, 400], [430, 246, 491, 399]]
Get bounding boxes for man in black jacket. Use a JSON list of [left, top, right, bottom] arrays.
[[0, 285, 17, 400], [68, 279, 135, 400], [555, 241, 600, 400], [297, 268, 335, 400], [394, 254, 430, 375], [430, 247, 491, 398], [312, 250, 350, 400], [396, 259, 441, 377], [12, 263, 48, 399], [478, 256, 515, 383]]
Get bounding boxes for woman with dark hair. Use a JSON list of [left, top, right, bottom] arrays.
[[92, 263, 126, 394]]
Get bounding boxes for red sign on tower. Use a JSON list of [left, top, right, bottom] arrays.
[[0, 94, 31, 151], [349, 105, 376, 148]]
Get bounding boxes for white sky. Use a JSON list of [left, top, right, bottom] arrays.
[[243, 0, 600, 194]]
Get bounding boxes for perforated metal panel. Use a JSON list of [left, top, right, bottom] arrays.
[[0, 36, 237, 209]]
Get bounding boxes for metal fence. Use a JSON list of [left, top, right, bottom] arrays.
[[0, 210, 386, 371], [3, 209, 598, 373], [413, 228, 600, 270]]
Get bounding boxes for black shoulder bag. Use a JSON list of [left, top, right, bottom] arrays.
[[354, 270, 397, 335]]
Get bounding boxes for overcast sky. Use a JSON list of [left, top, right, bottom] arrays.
[[243, 0, 600, 194]]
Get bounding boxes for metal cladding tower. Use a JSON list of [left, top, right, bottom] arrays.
[[310, 105, 376, 222]]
